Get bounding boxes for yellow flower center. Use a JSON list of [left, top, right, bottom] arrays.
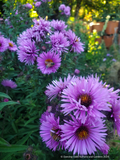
[[50, 128, 61, 142], [9, 42, 13, 47], [79, 94, 92, 108], [76, 126, 89, 140], [45, 59, 54, 68]]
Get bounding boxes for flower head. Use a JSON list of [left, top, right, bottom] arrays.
[[37, 51, 61, 74], [61, 75, 111, 122], [47, 32, 69, 55], [17, 28, 34, 45], [4, 98, 9, 102], [112, 59, 116, 62], [66, 30, 84, 54], [0, 36, 8, 52], [108, 99, 120, 136], [40, 113, 64, 151], [64, 6, 71, 16], [35, 1, 41, 7], [1, 79, 17, 89], [32, 18, 51, 42], [17, 39, 39, 65], [7, 39, 17, 51], [24, 3, 32, 9], [45, 74, 76, 100], [74, 69, 80, 75], [51, 20, 67, 32], [59, 4, 66, 11], [61, 116, 107, 155]]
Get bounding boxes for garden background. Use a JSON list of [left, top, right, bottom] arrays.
[[0, 0, 120, 159]]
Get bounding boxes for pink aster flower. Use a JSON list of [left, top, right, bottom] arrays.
[[74, 69, 80, 74], [61, 116, 108, 155], [4, 98, 9, 102], [1, 79, 17, 89], [0, 36, 8, 52], [17, 39, 39, 65], [7, 39, 17, 51], [24, 3, 32, 9], [17, 28, 34, 45], [51, 20, 67, 32], [67, 29, 84, 54], [59, 4, 66, 11], [107, 99, 120, 136], [35, 1, 41, 7], [32, 18, 51, 42], [64, 6, 71, 16], [40, 113, 65, 151], [40, 111, 50, 123], [61, 75, 111, 123], [47, 32, 69, 55], [37, 51, 61, 74], [45, 74, 76, 100], [100, 143, 109, 155]]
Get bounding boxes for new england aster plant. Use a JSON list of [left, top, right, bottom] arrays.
[[17, 17, 84, 75], [40, 74, 120, 155]]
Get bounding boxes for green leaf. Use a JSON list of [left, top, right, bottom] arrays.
[[112, 139, 120, 143], [0, 101, 19, 110], [0, 145, 28, 152], [1, 153, 13, 160], [0, 137, 10, 146], [0, 92, 11, 100], [16, 132, 32, 145], [24, 116, 38, 126]]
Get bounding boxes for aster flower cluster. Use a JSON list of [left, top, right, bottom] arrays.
[[40, 74, 120, 155], [59, 4, 71, 16], [0, 35, 17, 52], [17, 17, 84, 74]]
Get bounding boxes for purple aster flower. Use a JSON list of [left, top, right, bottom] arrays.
[[103, 58, 106, 61], [107, 99, 120, 136], [45, 74, 76, 100], [47, 32, 69, 55], [100, 143, 109, 155], [61, 75, 111, 123], [112, 59, 116, 62], [37, 51, 61, 74], [4, 98, 9, 102], [7, 39, 17, 51], [59, 4, 66, 11], [41, 0, 51, 2], [5, 17, 11, 26], [64, 6, 71, 16], [40, 111, 50, 123], [35, 1, 41, 7], [1, 79, 17, 89], [24, 3, 32, 9], [32, 18, 51, 42], [0, 36, 8, 52], [74, 69, 80, 75], [67, 29, 84, 54], [15, 10, 18, 15], [106, 53, 110, 56], [61, 116, 108, 155], [17, 28, 34, 45], [51, 20, 67, 32], [40, 113, 65, 151], [17, 40, 39, 65]]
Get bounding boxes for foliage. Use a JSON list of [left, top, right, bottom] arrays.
[[0, 0, 120, 159]]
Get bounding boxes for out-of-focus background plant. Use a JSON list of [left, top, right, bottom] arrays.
[[0, 0, 120, 159]]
